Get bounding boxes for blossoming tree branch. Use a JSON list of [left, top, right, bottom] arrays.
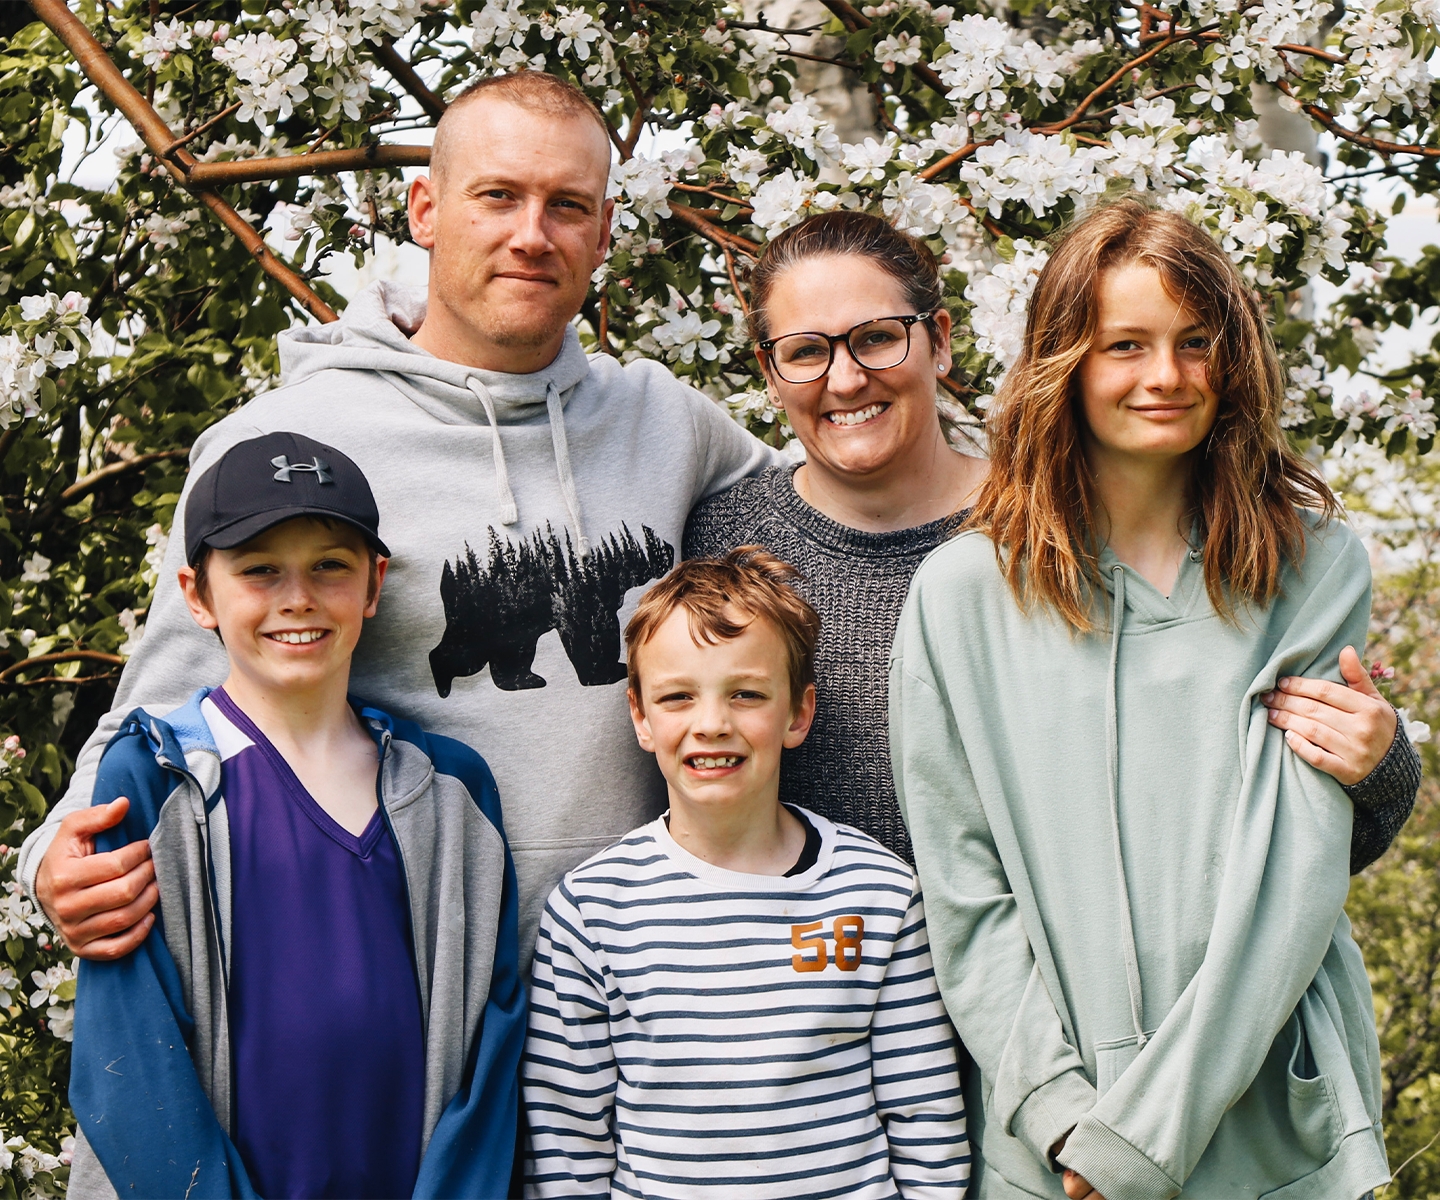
[[1, 0, 1440, 1186]]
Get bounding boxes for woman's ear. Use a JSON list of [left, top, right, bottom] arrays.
[[930, 308, 954, 375]]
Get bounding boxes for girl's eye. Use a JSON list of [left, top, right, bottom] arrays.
[[1109, 340, 1141, 352], [1181, 335, 1210, 351]]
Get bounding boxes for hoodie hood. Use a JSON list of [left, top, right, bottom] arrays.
[[279, 281, 594, 537], [278, 281, 591, 424]]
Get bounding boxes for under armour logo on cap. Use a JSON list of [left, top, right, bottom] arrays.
[[271, 454, 334, 484]]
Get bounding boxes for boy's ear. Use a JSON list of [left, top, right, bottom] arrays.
[[365, 555, 389, 617], [628, 686, 656, 753], [177, 566, 220, 632], [784, 682, 817, 750]]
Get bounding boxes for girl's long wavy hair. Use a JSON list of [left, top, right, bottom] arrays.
[[966, 198, 1338, 633]]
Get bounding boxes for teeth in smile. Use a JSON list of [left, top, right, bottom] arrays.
[[827, 403, 886, 426], [270, 630, 324, 644], [691, 755, 741, 769]]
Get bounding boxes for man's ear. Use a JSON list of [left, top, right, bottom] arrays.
[[593, 196, 615, 270], [784, 682, 817, 749], [365, 556, 389, 617], [408, 175, 438, 249], [628, 686, 656, 753], [177, 566, 219, 632]]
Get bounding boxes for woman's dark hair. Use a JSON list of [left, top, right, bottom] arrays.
[[748, 212, 944, 345]]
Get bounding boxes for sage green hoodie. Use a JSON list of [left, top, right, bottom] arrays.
[[889, 517, 1389, 1200]]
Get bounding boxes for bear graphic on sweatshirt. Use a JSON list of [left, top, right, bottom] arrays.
[[430, 523, 674, 696]]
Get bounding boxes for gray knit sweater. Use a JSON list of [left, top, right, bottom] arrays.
[[683, 464, 1420, 873]]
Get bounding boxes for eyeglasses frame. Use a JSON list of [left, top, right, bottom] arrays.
[[757, 312, 936, 385]]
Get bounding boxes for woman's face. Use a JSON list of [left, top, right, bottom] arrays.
[[1076, 263, 1220, 469], [759, 254, 951, 484]]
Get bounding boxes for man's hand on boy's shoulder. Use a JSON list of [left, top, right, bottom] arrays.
[[36, 798, 157, 959]]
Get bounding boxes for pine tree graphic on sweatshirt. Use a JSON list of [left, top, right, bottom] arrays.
[[430, 523, 674, 695]]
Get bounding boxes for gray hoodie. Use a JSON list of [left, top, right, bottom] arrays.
[[20, 282, 781, 956]]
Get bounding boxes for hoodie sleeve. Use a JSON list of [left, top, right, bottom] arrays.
[[1056, 527, 1374, 1199], [17, 418, 259, 903], [69, 724, 257, 1200], [889, 636, 1098, 1167], [411, 748, 527, 1200], [521, 885, 618, 1198], [681, 382, 786, 506]]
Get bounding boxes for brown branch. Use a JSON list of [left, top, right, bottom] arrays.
[[918, 140, 990, 181], [27, 0, 338, 323], [61, 449, 188, 502], [374, 39, 447, 121], [11, 673, 120, 687], [1274, 81, 1440, 158], [815, 0, 949, 94], [937, 373, 977, 400], [672, 182, 753, 213], [597, 290, 611, 353], [667, 205, 760, 258], [1035, 30, 1205, 134], [0, 650, 125, 685], [777, 48, 862, 70], [185, 144, 433, 185], [723, 245, 750, 317], [161, 101, 241, 159], [1276, 42, 1347, 65]]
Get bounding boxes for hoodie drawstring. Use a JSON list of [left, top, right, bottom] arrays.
[[546, 381, 589, 555], [1107, 564, 1148, 1050], [466, 378, 519, 526]]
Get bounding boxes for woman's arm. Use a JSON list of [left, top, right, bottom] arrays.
[[890, 646, 1096, 1167], [1262, 645, 1422, 872]]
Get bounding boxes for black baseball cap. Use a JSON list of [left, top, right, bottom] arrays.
[[184, 432, 391, 566]]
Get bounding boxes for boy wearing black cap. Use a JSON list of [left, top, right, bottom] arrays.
[[67, 433, 526, 1200]]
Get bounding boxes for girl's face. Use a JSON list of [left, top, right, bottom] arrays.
[[759, 254, 951, 484], [1076, 263, 1219, 468]]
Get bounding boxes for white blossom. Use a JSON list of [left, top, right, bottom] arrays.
[[20, 554, 50, 583], [470, 0, 532, 51], [761, 100, 841, 164], [648, 305, 723, 364], [0, 964, 17, 1008], [875, 32, 923, 73], [214, 32, 310, 125], [1190, 73, 1234, 112], [960, 130, 1105, 218], [297, 0, 363, 67], [118, 608, 145, 658], [841, 135, 898, 185], [610, 156, 673, 228], [965, 239, 1050, 371], [750, 169, 813, 239], [725, 146, 769, 189], [138, 17, 193, 68], [1398, 707, 1432, 745]]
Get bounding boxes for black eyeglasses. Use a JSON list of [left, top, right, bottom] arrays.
[[758, 313, 933, 384]]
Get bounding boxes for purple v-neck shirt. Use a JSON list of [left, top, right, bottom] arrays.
[[209, 688, 426, 1199]]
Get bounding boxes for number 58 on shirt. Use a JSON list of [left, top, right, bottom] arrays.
[[791, 917, 865, 973]]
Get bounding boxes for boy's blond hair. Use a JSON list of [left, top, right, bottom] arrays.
[[624, 547, 820, 708]]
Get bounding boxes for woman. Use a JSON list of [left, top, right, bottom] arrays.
[[686, 210, 1418, 868], [890, 200, 1390, 1197]]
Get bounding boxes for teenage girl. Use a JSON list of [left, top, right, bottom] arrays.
[[891, 199, 1390, 1199]]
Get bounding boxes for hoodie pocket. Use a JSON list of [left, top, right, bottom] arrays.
[[1094, 1032, 1151, 1097], [1284, 1009, 1343, 1163]]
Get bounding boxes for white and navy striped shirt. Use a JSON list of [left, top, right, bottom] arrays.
[[523, 809, 969, 1198]]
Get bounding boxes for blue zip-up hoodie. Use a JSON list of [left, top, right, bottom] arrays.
[[67, 689, 526, 1199]]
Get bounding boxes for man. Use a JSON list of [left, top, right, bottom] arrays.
[[21, 71, 781, 963]]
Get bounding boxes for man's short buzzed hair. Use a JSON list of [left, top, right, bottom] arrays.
[[430, 71, 613, 188]]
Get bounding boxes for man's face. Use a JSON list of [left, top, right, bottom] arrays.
[[409, 97, 614, 372]]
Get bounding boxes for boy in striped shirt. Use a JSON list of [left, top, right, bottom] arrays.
[[523, 548, 969, 1199]]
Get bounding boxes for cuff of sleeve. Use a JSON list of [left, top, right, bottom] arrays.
[[1008, 1068, 1097, 1167], [1342, 715, 1421, 813], [1056, 1113, 1180, 1200], [17, 820, 59, 911]]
